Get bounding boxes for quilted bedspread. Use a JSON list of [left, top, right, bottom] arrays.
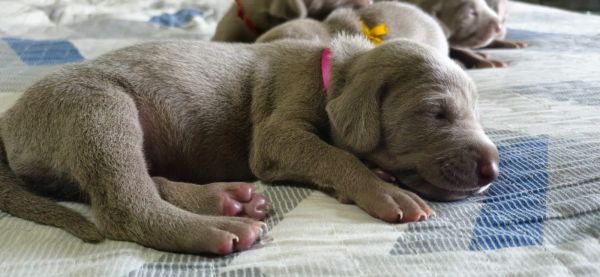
[[1, 1, 600, 276]]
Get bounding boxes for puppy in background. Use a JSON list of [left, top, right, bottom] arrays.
[[484, 0, 527, 49], [448, 0, 528, 68], [257, 2, 449, 55], [213, 0, 372, 42], [377, 0, 522, 68]]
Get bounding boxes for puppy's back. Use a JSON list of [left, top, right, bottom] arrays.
[[359, 2, 449, 54], [257, 19, 330, 43]]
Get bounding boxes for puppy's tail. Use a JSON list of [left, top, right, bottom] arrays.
[[0, 133, 104, 243]]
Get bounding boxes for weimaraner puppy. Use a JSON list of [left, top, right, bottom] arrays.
[[377, 0, 519, 68], [257, 2, 449, 55], [484, 0, 527, 49], [448, 0, 528, 68], [213, 0, 373, 42], [0, 35, 499, 255], [380, 0, 502, 48]]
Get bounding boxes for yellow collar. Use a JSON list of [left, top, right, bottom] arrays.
[[361, 22, 387, 45]]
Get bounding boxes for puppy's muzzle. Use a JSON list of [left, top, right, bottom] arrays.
[[434, 141, 500, 193]]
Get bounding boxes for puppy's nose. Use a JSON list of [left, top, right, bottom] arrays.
[[478, 159, 499, 186], [491, 21, 502, 34]]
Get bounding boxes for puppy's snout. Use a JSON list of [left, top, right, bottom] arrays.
[[491, 21, 502, 34], [478, 159, 499, 186], [476, 142, 500, 186]]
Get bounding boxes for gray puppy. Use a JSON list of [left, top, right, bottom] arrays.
[[0, 35, 499, 255], [212, 0, 373, 42], [484, 0, 527, 49], [384, 0, 503, 48], [452, 0, 527, 68], [257, 2, 449, 55], [377, 0, 512, 68]]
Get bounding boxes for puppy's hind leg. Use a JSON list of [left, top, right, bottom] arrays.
[[65, 87, 262, 254], [0, 138, 103, 242], [153, 177, 268, 220]]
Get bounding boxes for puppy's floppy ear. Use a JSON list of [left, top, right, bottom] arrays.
[[269, 0, 308, 20], [326, 68, 386, 154]]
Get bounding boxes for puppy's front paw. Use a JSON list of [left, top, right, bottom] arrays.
[[488, 39, 528, 49], [349, 182, 434, 223], [471, 53, 507, 69]]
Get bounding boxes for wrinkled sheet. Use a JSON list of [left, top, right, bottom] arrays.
[[1, 1, 600, 276]]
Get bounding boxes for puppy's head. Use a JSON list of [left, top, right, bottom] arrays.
[[326, 36, 499, 201], [427, 0, 503, 48], [486, 0, 508, 40], [249, 0, 371, 30]]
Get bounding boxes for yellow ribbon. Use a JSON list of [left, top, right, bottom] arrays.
[[361, 22, 387, 45]]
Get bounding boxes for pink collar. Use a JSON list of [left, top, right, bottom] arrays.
[[321, 48, 332, 95], [235, 0, 260, 35]]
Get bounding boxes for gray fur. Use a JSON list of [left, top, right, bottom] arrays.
[[379, 0, 526, 68], [383, 0, 503, 49], [257, 2, 449, 55], [484, 0, 528, 49], [0, 35, 498, 254], [212, 0, 372, 42]]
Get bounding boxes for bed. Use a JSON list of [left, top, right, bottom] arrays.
[[1, 0, 600, 276]]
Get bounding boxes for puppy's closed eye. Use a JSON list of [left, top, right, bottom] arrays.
[[467, 8, 478, 18], [414, 105, 450, 123], [415, 96, 453, 120]]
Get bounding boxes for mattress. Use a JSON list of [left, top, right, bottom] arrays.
[[1, 0, 600, 276]]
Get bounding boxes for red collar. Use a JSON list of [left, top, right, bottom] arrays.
[[321, 48, 332, 96], [235, 0, 261, 35]]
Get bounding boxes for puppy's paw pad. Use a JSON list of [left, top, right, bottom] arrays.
[[213, 182, 269, 219], [220, 219, 263, 251], [225, 182, 254, 202], [222, 197, 243, 216], [243, 194, 268, 220], [209, 218, 263, 255]]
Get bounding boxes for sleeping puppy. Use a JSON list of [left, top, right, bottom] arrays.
[[484, 0, 527, 49], [384, 0, 502, 48], [453, 0, 527, 68], [0, 35, 499, 255], [257, 2, 449, 55], [449, 0, 528, 68], [212, 0, 372, 42], [376, 0, 509, 68]]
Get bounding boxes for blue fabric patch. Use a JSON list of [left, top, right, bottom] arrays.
[[149, 9, 203, 28], [389, 136, 550, 255], [2, 37, 84, 65], [469, 137, 549, 251]]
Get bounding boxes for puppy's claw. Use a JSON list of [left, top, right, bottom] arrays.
[[397, 211, 404, 222], [232, 235, 240, 244]]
